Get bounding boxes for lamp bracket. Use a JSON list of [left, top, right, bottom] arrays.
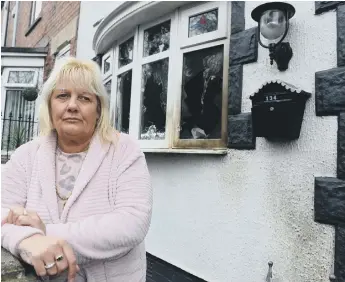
[[270, 42, 293, 71]]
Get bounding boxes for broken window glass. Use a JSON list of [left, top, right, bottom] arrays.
[[180, 45, 223, 139], [143, 20, 170, 57], [140, 58, 168, 140], [104, 79, 112, 107], [115, 70, 132, 133], [189, 9, 218, 38], [119, 37, 134, 68], [8, 71, 35, 84], [103, 57, 111, 74]]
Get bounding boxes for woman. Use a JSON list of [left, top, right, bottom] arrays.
[[1, 57, 152, 282]]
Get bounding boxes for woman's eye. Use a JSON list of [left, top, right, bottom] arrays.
[[79, 96, 91, 101], [57, 93, 68, 99]]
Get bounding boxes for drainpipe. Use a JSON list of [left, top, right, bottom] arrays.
[[11, 1, 19, 47], [1, 1, 10, 46]]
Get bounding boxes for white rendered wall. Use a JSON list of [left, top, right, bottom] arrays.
[[76, 1, 124, 60], [145, 2, 337, 282], [77, 1, 338, 281]]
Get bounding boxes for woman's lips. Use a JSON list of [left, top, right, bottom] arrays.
[[63, 118, 81, 122]]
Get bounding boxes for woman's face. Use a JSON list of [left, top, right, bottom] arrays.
[[50, 80, 100, 140]]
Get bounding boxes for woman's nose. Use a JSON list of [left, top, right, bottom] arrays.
[[67, 97, 78, 111]]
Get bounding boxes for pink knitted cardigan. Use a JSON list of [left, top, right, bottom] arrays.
[[1, 131, 152, 281]]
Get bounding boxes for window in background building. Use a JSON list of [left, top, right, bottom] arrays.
[[55, 44, 71, 60], [1, 68, 39, 162], [30, 1, 42, 26], [104, 1, 230, 151]]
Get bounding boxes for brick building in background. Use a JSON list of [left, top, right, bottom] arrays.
[[2, 1, 80, 78], [1, 1, 80, 163]]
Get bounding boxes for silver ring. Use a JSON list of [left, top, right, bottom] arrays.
[[44, 262, 56, 269], [23, 209, 28, 216], [55, 254, 64, 262]]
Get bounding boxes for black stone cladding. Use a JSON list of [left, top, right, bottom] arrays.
[[314, 2, 345, 281], [227, 2, 258, 149]]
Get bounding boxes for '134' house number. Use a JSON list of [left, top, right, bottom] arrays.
[[265, 95, 277, 101]]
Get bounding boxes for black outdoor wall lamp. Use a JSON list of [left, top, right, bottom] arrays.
[[251, 2, 295, 71]]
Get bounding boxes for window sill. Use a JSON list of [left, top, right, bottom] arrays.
[[142, 148, 228, 155], [25, 17, 42, 37]]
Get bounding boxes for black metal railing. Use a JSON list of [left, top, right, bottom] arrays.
[[1, 112, 38, 163]]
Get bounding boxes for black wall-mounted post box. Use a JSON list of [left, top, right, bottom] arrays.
[[250, 80, 311, 140]]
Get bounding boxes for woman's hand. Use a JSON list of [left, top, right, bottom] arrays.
[[18, 234, 79, 282], [1, 206, 46, 234]]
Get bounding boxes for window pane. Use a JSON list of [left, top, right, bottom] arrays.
[[143, 20, 170, 57], [189, 9, 218, 37], [104, 79, 112, 107], [119, 37, 134, 68], [30, 2, 35, 24], [34, 1, 42, 19], [1, 90, 36, 152], [103, 57, 111, 74], [56, 46, 70, 59], [116, 71, 132, 133], [180, 45, 223, 139], [140, 59, 168, 140], [8, 71, 35, 84]]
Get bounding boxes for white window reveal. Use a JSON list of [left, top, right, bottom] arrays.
[[107, 2, 230, 152], [30, 1, 42, 26], [56, 44, 71, 60]]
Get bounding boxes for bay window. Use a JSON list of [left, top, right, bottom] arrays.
[[102, 1, 230, 153]]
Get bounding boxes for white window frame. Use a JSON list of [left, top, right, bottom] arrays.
[[30, 1, 42, 25], [1, 67, 40, 157], [103, 75, 112, 115], [56, 44, 71, 59], [2, 68, 39, 88], [172, 39, 229, 149], [179, 1, 228, 49], [106, 1, 230, 152], [131, 13, 176, 149], [112, 32, 137, 134]]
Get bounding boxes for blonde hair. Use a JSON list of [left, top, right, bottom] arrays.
[[39, 56, 116, 143]]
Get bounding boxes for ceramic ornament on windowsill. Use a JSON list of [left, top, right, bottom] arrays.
[[22, 87, 38, 101]]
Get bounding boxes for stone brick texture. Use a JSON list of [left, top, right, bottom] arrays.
[[314, 177, 345, 225], [338, 4, 345, 67], [315, 1, 342, 15], [315, 67, 345, 116], [228, 113, 255, 149], [228, 64, 243, 115], [338, 113, 345, 180], [229, 27, 258, 66], [4, 1, 80, 81], [335, 225, 345, 282]]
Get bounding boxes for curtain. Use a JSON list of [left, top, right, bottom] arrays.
[[1, 90, 36, 152]]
